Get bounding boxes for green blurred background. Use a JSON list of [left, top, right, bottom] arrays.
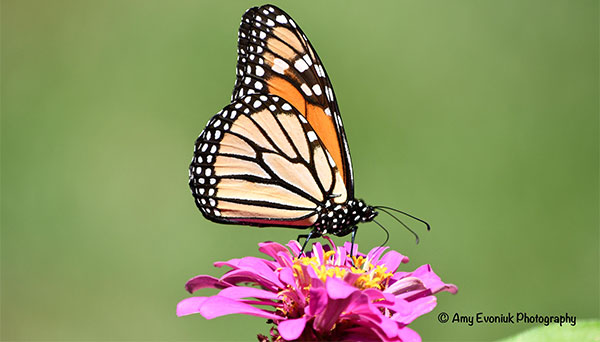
[[2, 0, 598, 340]]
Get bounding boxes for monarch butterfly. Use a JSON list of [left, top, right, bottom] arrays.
[[189, 5, 427, 248]]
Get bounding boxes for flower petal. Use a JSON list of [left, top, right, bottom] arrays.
[[326, 276, 358, 300], [185, 275, 231, 293], [286, 240, 302, 256], [379, 250, 409, 273], [197, 296, 281, 320], [397, 327, 421, 342], [219, 286, 278, 300], [390, 296, 438, 325], [307, 287, 328, 316], [176, 297, 209, 316], [258, 241, 289, 259], [278, 316, 307, 341]]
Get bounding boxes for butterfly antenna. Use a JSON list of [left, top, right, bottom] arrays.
[[372, 219, 390, 249], [375, 207, 421, 244], [373, 220, 390, 253], [374, 205, 431, 231]]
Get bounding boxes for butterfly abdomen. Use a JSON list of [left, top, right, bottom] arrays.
[[313, 199, 377, 237]]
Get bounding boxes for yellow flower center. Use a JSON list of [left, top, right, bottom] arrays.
[[293, 250, 393, 290]]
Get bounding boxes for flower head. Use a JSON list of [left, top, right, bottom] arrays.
[[177, 238, 457, 341]]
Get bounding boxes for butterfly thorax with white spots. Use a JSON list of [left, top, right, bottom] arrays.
[[313, 199, 377, 237]]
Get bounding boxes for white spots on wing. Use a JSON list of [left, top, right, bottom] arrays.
[[259, 31, 267, 39], [244, 77, 251, 85], [255, 65, 265, 76], [210, 145, 217, 153], [300, 83, 312, 96], [275, 15, 287, 24], [294, 58, 309, 73], [255, 15, 262, 22], [260, 95, 268, 101], [281, 103, 292, 111], [244, 96, 252, 104], [272, 58, 289, 75], [307, 131, 318, 142], [302, 54, 312, 66], [205, 168, 212, 177], [298, 115, 308, 124], [214, 130, 222, 139], [289, 19, 297, 28], [244, 108, 250, 114], [268, 104, 276, 111], [254, 81, 263, 90], [262, 9, 270, 15], [315, 64, 325, 78], [324, 107, 331, 116], [253, 100, 262, 108], [312, 84, 322, 96], [266, 19, 275, 27], [326, 150, 336, 167], [325, 86, 333, 101]]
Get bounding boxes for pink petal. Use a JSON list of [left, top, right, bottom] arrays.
[[220, 269, 281, 290], [176, 297, 209, 316], [397, 327, 421, 342], [278, 316, 307, 341], [326, 276, 358, 300], [390, 296, 438, 325], [286, 240, 302, 256], [218, 286, 278, 300], [343, 241, 363, 259], [323, 236, 337, 250], [185, 275, 231, 293], [313, 282, 360, 332], [278, 267, 297, 289], [258, 241, 289, 259], [379, 250, 409, 273], [307, 287, 328, 316], [385, 277, 425, 296], [366, 246, 388, 264], [197, 296, 281, 320]]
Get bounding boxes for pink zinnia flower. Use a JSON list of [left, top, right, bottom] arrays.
[[177, 238, 457, 341]]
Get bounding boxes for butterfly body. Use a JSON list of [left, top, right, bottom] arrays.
[[189, 5, 380, 238]]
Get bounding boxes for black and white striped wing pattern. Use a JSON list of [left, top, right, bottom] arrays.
[[231, 5, 355, 198], [189, 94, 347, 228]]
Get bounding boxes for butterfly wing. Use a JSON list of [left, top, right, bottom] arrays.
[[189, 94, 347, 228], [231, 5, 355, 198]]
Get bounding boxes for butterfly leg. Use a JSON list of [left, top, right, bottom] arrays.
[[349, 226, 358, 263], [299, 230, 316, 256]]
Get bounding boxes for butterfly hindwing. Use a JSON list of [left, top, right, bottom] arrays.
[[189, 94, 348, 228], [232, 5, 354, 197]]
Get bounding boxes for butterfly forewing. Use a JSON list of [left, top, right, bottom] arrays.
[[232, 5, 354, 197], [189, 94, 347, 228]]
